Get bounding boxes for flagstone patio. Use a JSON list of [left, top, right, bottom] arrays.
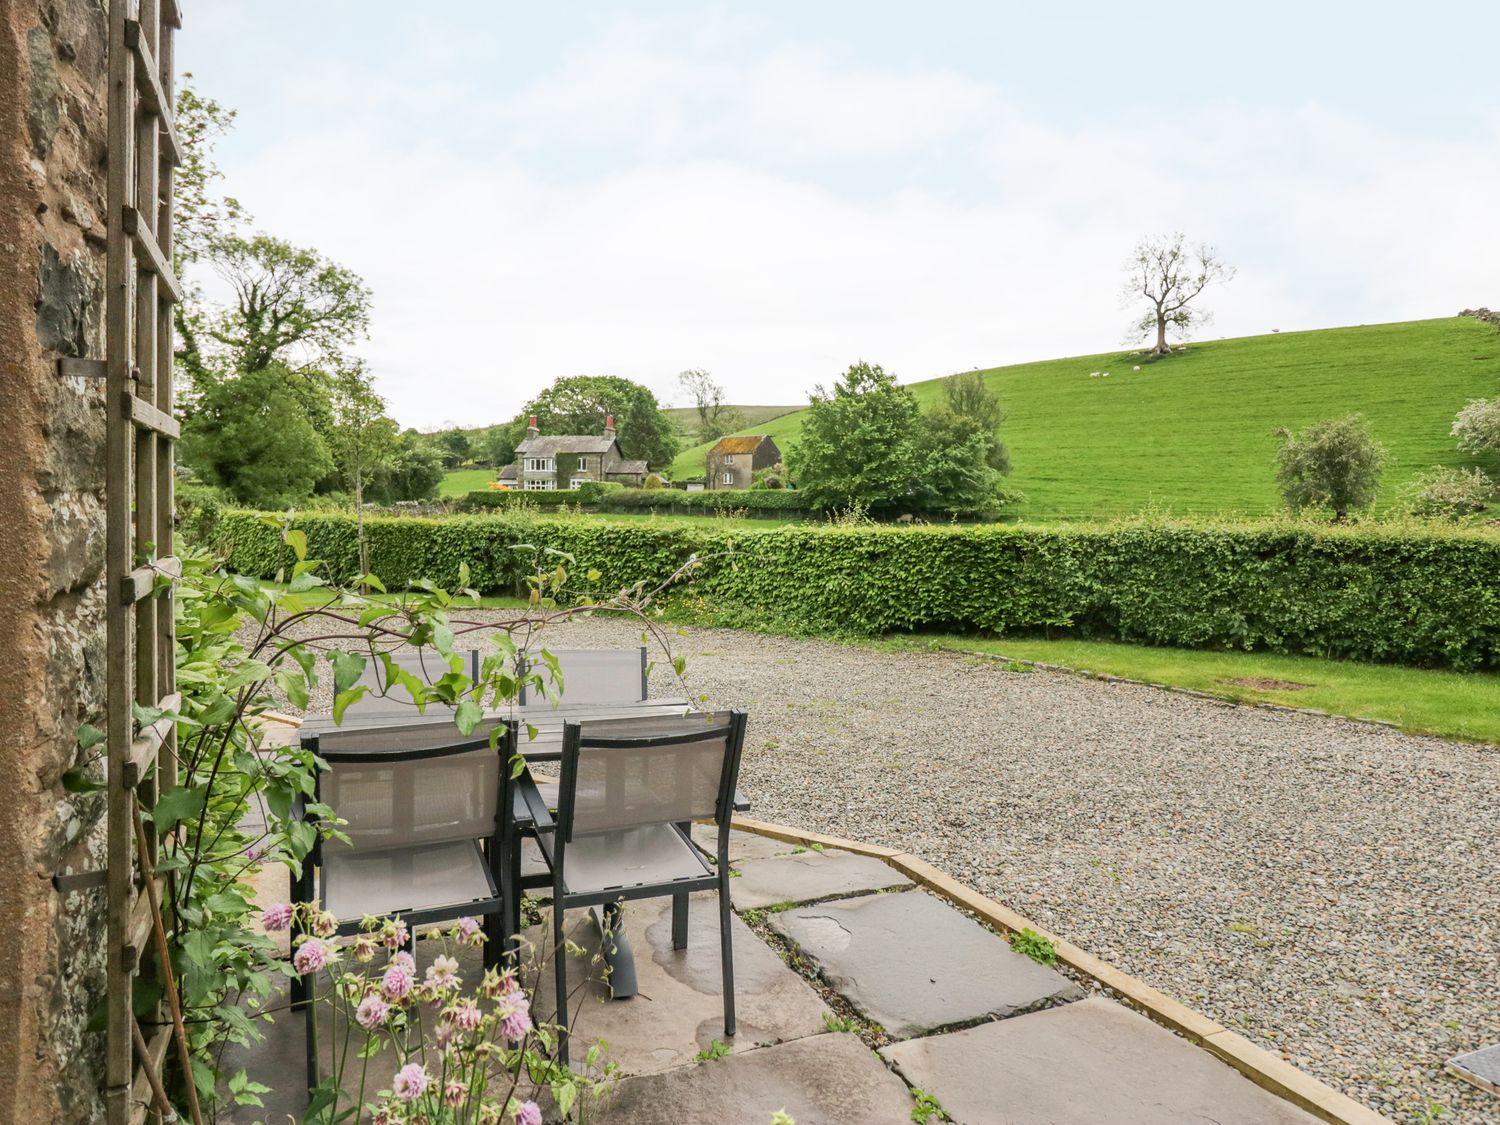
[[227, 822, 1330, 1124]]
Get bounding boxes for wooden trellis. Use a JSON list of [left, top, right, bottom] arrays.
[[101, 0, 190, 1121]]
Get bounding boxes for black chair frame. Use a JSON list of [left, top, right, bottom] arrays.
[[542, 710, 748, 1067], [291, 722, 517, 1093]]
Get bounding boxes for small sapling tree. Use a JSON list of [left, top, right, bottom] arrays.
[[1275, 414, 1385, 520]]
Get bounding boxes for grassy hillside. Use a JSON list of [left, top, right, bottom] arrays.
[[664, 404, 803, 450], [438, 467, 496, 497], [667, 317, 1500, 519]]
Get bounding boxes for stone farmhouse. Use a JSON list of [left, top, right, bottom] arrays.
[[511, 415, 649, 489], [706, 435, 782, 489]]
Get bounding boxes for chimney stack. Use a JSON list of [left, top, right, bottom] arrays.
[[526, 415, 539, 439], [604, 414, 616, 440]]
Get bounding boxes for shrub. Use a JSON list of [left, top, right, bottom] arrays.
[[1400, 467, 1495, 519], [575, 480, 625, 505], [1452, 397, 1500, 456], [461, 488, 584, 509], [209, 510, 1500, 669], [1275, 414, 1385, 519], [642, 472, 667, 490]]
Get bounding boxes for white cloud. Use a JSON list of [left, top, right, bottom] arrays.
[[204, 15, 1500, 428]]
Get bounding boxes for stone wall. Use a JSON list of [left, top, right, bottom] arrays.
[[0, 1, 111, 1120]]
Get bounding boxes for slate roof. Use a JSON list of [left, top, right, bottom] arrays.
[[710, 435, 774, 455], [614, 460, 649, 475], [515, 435, 616, 457], [497, 463, 517, 480]]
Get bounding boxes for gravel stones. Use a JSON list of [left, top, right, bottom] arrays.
[[284, 615, 1500, 1122]]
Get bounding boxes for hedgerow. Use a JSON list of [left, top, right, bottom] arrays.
[[458, 488, 813, 515], [207, 510, 1500, 669]]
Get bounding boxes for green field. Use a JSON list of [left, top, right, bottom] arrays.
[[668, 317, 1500, 519], [438, 467, 498, 497], [880, 635, 1500, 744], [663, 404, 803, 450]]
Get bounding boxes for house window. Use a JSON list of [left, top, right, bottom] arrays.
[[576, 457, 590, 473], [523, 479, 556, 491], [569, 477, 588, 489], [722, 454, 736, 465], [722, 472, 735, 486], [524, 457, 554, 473]]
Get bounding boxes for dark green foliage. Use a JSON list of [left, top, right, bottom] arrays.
[[518, 374, 678, 468], [210, 511, 1500, 670], [458, 488, 811, 514], [1276, 414, 1386, 520], [788, 362, 1012, 516], [180, 364, 335, 507], [788, 361, 923, 511]]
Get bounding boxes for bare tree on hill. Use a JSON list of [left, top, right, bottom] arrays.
[[1124, 234, 1235, 356]]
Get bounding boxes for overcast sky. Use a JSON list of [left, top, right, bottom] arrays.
[[180, 1, 1500, 430]]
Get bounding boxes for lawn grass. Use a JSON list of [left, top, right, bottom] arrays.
[[668, 317, 1500, 520], [438, 467, 497, 497], [883, 634, 1500, 745]]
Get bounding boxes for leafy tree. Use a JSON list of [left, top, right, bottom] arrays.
[[1400, 467, 1495, 519], [518, 375, 677, 468], [1275, 414, 1385, 520], [197, 234, 371, 378], [787, 362, 923, 510], [181, 365, 334, 507], [474, 422, 525, 467], [437, 429, 473, 468], [328, 367, 400, 574], [1452, 398, 1500, 457], [677, 369, 743, 443], [1124, 234, 1235, 356], [374, 432, 445, 503]]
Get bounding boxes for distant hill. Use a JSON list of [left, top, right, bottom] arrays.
[[663, 404, 804, 449], [666, 317, 1500, 519]]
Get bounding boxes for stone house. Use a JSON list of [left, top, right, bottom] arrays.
[[706, 435, 781, 489], [512, 415, 648, 490]]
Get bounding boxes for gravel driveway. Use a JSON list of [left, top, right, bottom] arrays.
[[288, 613, 1500, 1123]]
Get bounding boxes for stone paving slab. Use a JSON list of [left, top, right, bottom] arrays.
[[589, 1032, 916, 1125], [693, 823, 807, 862], [769, 890, 1083, 1039], [529, 891, 833, 1076], [731, 849, 913, 909], [880, 997, 1321, 1124]]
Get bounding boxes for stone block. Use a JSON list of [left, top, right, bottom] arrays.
[[879, 997, 1319, 1124], [769, 890, 1083, 1039], [590, 1033, 916, 1125], [732, 849, 911, 909]]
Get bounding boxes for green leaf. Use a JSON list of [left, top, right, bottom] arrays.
[[454, 698, 483, 736], [330, 651, 366, 695], [332, 686, 369, 724], [283, 528, 308, 561], [152, 785, 209, 828], [77, 723, 106, 751], [287, 571, 326, 593], [61, 768, 105, 794]]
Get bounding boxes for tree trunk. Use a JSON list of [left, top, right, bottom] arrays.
[[1153, 315, 1169, 355], [354, 466, 369, 581]]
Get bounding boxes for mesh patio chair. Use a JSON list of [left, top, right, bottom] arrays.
[[517, 646, 648, 706], [534, 709, 748, 1067], [292, 718, 516, 1088]]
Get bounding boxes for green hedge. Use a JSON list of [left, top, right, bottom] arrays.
[[209, 510, 1500, 669], [458, 487, 813, 515]]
